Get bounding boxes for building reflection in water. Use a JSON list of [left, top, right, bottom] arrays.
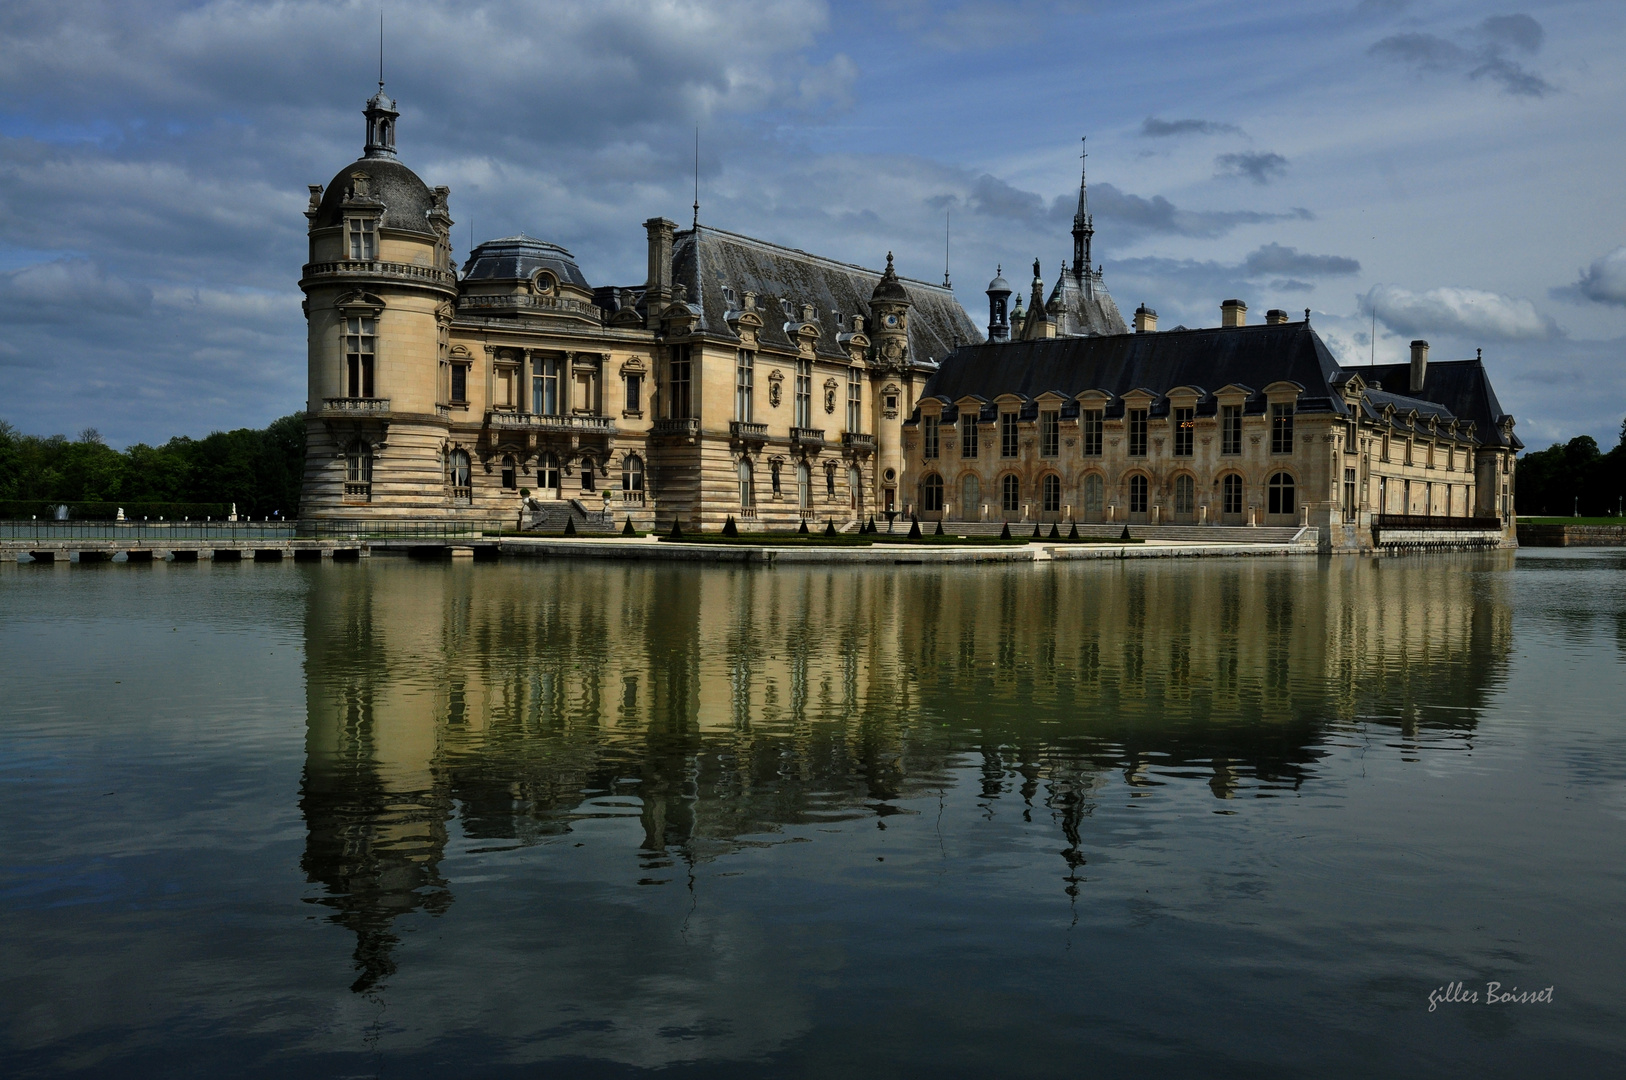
[[300, 553, 1514, 991]]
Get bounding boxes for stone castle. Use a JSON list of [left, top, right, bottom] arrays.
[[299, 86, 1519, 550]]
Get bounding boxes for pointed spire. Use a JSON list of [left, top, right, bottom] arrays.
[[1072, 136, 1093, 280]]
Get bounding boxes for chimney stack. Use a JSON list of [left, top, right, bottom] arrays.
[[1410, 340, 1429, 393], [1134, 304, 1157, 333], [1265, 308, 1288, 325], [643, 217, 675, 330], [1221, 299, 1247, 328]]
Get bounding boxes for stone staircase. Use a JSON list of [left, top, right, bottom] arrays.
[[522, 499, 620, 535]]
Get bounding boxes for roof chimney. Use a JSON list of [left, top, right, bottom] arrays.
[[1410, 340, 1429, 393], [643, 218, 675, 330], [1221, 299, 1247, 328], [1134, 304, 1157, 333], [1265, 308, 1288, 325]]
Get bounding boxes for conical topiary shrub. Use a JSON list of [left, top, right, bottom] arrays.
[[908, 516, 922, 539], [866, 516, 876, 534], [723, 515, 739, 537], [934, 519, 944, 536], [1068, 521, 1079, 540], [999, 521, 1011, 539], [1032, 524, 1042, 539], [825, 519, 838, 537], [623, 516, 636, 536], [798, 518, 809, 535], [1120, 525, 1132, 541], [563, 516, 577, 536], [1049, 523, 1061, 539], [669, 517, 684, 538]]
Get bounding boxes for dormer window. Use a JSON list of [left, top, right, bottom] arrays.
[[348, 218, 377, 261]]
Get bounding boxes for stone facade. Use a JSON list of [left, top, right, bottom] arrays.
[[299, 87, 976, 529]]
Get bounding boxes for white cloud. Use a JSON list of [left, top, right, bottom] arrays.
[[1365, 284, 1557, 341]]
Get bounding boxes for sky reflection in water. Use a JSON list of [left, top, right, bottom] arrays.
[[1, 551, 1623, 1078]]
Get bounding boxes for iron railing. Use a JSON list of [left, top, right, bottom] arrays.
[[0, 519, 505, 542], [1373, 514, 1503, 530]]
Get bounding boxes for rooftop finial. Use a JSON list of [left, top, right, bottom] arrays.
[[943, 207, 951, 288], [692, 126, 700, 230], [1072, 136, 1094, 279], [378, 7, 384, 93]]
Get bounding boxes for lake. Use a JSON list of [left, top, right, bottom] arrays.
[[2, 551, 1622, 1078]]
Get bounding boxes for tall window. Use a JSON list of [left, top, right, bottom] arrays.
[[1129, 474, 1148, 514], [1080, 409, 1103, 456], [1271, 403, 1294, 453], [923, 415, 940, 459], [345, 441, 372, 500], [450, 363, 468, 404], [1381, 434, 1391, 463], [1343, 468, 1357, 522], [960, 413, 979, 458], [449, 449, 471, 503], [1268, 472, 1296, 515], [580, 457, 595, 492], [1175, 474, 1195, 516], [625, 374, 642, 414], [1042, 473, 1061, 513], [1001, 474, 1020, 514], [574, 356, 600, 414], [1083, 474, 1104, 516], [921, 473, 944, 513], [1345, 419, 1358, 454], [1221, 404, 1243, 455], [1222, 474, 1243, 515], [501, 455, 517, 490], [540, 452, 560, 495], [1000, 413, 1019, 458], [622, 454, 645, 504], [846, 369, 862, 432], [1039, 411, 1059, 457], [344, 316, 375, 398], [797, 462, 811, 510], [738, 458, 755, 507], [1128, 409, 1148, 456], [1174, 407, 1195, 456], [347, 218, 376, 260], [669, 347, 693, 418], [795, 359, 812, 428]]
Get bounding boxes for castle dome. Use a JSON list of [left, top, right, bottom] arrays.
[[311, 157, 438, 237], [986, 268, 1011, 296], [462, 235, 591, 290], [871, 251, 910, 303]]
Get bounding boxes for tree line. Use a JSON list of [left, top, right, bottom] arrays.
[[1515, 419, 1626, 518], [0, 414, 305, 520]]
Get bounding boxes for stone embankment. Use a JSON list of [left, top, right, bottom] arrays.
[[1516, 523, 1626, 547]]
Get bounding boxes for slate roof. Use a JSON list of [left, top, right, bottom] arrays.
[[1049, 268, 1128, 336], [669, 226, 983, 363], [1351, 360, 1522, 448], [312, 157, 438, 237], [462, 235, 591, 289], [921, 321, 1343, 420]]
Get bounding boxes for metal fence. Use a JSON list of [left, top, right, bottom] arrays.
[[0, 519, 504, 542], [1373, 514, 1503, 531]]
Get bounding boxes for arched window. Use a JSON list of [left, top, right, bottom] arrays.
[[1083, 474, 1104, 516], [1129, 474, 1148, 514], [449, 448, 471, 504], [849, 466, 862, 510], [580, 457, 595, 492], [1041, 473, 1061, 513], [1001, 474, 1020, 514], [797, 461, 811, 510], [501, 454, 517, 490], [740, 458, 756, 508], [961, 474, 980, 518], [1269, 472, 1296, 516], [1222, 474, 1244, 516], [921, 473, 944, 513], [622, 454, 645, 505], [1175, 474, 1195, 516], [540, 452, 560, 495], [345, 441, 373, 501]]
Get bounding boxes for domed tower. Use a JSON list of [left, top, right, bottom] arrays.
[[299, 83, 457, 518], [868, 252, 913, 518], [985, 266, 1012, 342]]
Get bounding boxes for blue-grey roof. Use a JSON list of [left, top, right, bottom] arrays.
[[313, 157, 437, 237], [462, 235, 590, 289], [1352, 360, 1521, 448]]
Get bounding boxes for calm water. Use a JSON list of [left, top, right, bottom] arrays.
[[1, 551, 1623, 1078]]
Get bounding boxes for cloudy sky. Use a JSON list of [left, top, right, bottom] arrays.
[[1, 0, 1622, 450]]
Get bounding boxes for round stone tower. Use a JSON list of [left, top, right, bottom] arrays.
[[299, 84, 457, 517]]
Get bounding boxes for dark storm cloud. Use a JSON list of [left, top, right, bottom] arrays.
[[1215, 151, 1288, 185], [1082, 184, 1313, 240], [1139, 117, 1243, 138], [1242, 243, 1360, 278], [1368, 14, 1555, 97]]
